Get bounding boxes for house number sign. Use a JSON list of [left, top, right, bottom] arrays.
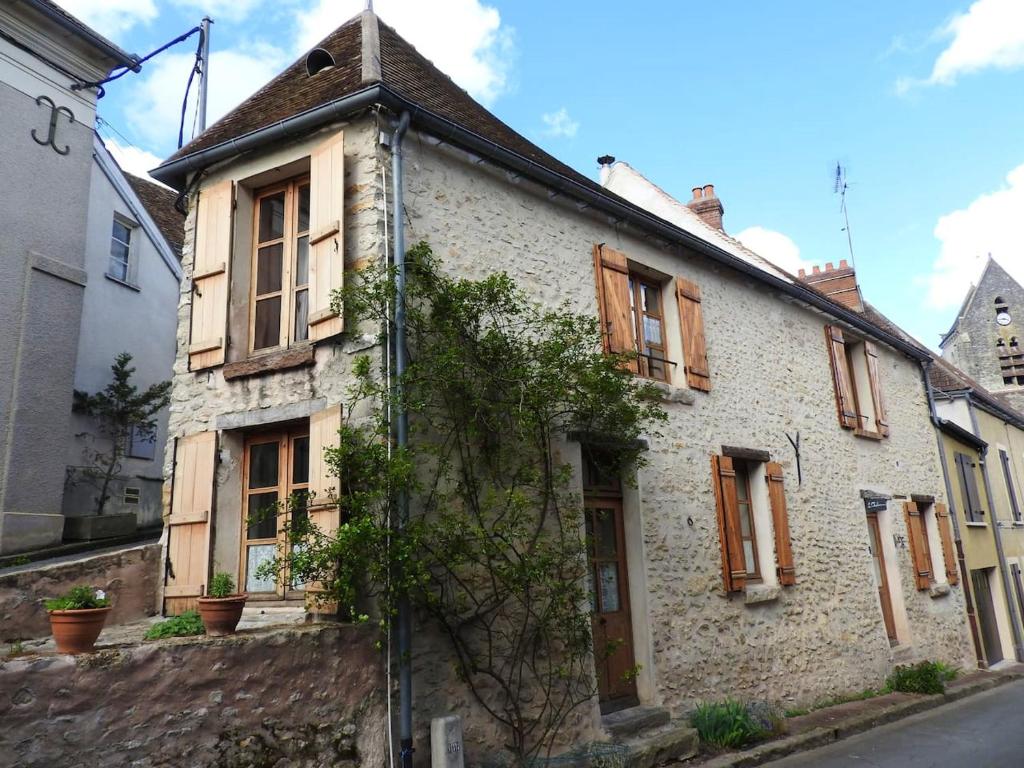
[[31, 95, 75, 155]]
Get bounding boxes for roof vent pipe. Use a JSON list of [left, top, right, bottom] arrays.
[[597, 155, 615, 186], [305, 48, 336, 77]]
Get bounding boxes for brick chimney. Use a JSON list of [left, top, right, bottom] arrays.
[[797, 259, 864, 312], [687, 184, 725, 231]]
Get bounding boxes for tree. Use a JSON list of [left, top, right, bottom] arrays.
[[260, 243, 666, 764], [73, 352, 171, 515]]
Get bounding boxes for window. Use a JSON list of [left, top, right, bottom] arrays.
[[732, 460, 761, 581], [954, 451, 985, 523], [1000, 449, 1022, 523], [126, 424, 157, 460], [251, 178, 311, 352], [824, 325, 889, 438], [123, 487, 140, 505], [628, 275, 669, 382], [109, 216, 133, 282], [998, 337, 1024, 386]]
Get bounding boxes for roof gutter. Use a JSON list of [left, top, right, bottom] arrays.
[[153, 84, 929, 361], [22, 0, 138, 69]]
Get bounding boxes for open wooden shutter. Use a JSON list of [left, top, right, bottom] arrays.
[[592, 244, 637, 373], [863, 341, 890, 437], [824, 325, 858, 429], [765, 462, 796, 586], [188, 180, 234, 370], [904, 501, 932, 590], [712, 455, 746, 592], [676, 277, 711, 392], [164, 431, 217, 614], [306, 404, 342, 609], [935, 502, 959, 586], [308, 130, 345, 342]]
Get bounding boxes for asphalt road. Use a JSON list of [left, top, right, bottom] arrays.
[[763, 678, 1024, 768]]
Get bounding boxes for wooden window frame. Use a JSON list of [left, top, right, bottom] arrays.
[[240, 427, 310, 599], [628, 273, 671, 383], [732, 459, 762, 582], [249, 176, 311, 355]]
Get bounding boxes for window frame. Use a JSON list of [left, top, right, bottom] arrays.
[[108, 214, 135, 283], [732, 459, 762, 582], [125, 423, 157, 460], [627, 272, 671, 383], [248, 176, 312, 355]]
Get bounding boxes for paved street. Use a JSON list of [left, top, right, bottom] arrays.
[[763, 679, 1024, 767]]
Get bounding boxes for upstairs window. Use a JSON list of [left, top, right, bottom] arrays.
[[954, 451, 985, 523], [109, 216, 134, 282], [824, 325, 889, 438], [251, 178, 311, 352], [628, 274, 669, 382]]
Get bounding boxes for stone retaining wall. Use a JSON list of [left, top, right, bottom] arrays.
[[0, 623, 387, 768]]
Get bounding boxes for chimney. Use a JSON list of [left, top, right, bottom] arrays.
[[796, 259, 864, 312], [687, 183, 725, 231], [597, 155, 616, 186]]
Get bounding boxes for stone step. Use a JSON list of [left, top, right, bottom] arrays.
[[602, 706, 671, 740], [621, 721, 698, 768]]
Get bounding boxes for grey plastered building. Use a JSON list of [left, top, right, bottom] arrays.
[[941, 257, 1024, 413], [0, 0, 139, 553]]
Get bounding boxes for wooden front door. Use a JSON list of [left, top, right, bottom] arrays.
[[972, 568, 1004, 666], [866, 513, 898, 645], [586, 498, 638, 713]]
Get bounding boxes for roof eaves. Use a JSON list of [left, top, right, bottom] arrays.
[[22, 0, 138, 69], [937, 417, 987, 451]]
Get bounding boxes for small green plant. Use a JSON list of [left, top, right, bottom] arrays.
[[690, 699, 769, 750], [144, 611, 205, 640], [8, 555, 30, 567], [6, 641, 25, 657], [784, 687, 885, 718], [44, 585, 110, 611], [208, 572, 236, 599], [886, 661, 946, 695], [934, 661, 961, 683]]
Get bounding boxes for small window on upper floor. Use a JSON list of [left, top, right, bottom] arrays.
[[108, 216, 135, 283], [824, 325, 889, 439]]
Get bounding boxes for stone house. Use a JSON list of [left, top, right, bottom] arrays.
[[151, 9, 972, 761]]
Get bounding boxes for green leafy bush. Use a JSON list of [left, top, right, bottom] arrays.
[[690, 700, 770, 750], [44, 585, 110, 611], [144, 611, 205, 640], [934, 661, 961, 683], [886, 661, 946, 695], [208, 572, 236, 599]]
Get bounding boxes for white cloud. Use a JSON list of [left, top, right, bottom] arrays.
[[126, 43, 288, 155], [541, 107, 578, 139], [920, 162, 1024, 308], [900, 0, 1024, 91], [294, 0, 515, 105], [171, 0, 264, 23], [52, 0, 157, 37], [103, 137, 166, 181], [734, 226, 813, 276]]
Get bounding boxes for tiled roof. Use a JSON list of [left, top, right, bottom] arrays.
[[927, 356, 1024, 426], [125, 174, 185, 256]]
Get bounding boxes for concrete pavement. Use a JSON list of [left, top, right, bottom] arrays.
[[761, 678, 1024, 767]]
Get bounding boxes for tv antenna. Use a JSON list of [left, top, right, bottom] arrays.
[[834, 163, 856, 266]]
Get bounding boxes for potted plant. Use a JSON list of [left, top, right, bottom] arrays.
[[197, 572, 247, 636], [45, 585, 112, 654]]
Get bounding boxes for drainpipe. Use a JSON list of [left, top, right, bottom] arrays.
[[967, 396, 1024, 662], [921, 361, 985, 668], [390, 109, 413, 768]]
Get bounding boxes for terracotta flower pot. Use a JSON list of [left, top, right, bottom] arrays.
[[197, 594, 248, 636], [48, 606, 112, 654]]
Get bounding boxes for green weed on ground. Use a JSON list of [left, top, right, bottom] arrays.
[[690, 700, 783, 751], [144, 610, 205, 640], [886, 661, 952, 695]]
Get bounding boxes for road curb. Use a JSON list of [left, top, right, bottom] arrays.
[[690, 673, 1020, 767]]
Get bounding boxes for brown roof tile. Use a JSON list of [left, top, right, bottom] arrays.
[[126, 174, 185, 256]]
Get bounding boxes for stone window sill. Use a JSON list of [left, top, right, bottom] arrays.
[[744, 584, 781, 605], [105, 272, 141, 292], [964, 521, 988, 528], [929, 582, 951, 599], [854, 428, 884, 441], [643, 380, 695, 405], [223, 345, 315, 381]]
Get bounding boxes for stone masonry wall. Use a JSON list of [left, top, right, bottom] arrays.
[[0, 623, 386, 768]]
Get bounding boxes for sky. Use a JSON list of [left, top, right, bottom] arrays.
[[56, 0, 1024, 348]]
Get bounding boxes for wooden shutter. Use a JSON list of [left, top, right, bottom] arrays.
[[904, 501, 932, 590], [188, 180, 234, 370], [164, 431, 217, 614], [592, 244, 638, 372], [306, 404, 342, 609], [711, 455, 746, 592], [308, 130, 345, 342], [824, 325, 858, 429], [676, 277, 711, 392], [863, 341, 890, 437], [765, 462, 796, 586], [957, 452, 985, 522], [935, 503, 959, 586]]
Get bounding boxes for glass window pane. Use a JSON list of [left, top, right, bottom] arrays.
[[594, 509, 617, 558], [735, 466, 749, 501], [297, 184, 310, 233], [110, 240, 130, 262], [292, 435, 309, 484], [743, 541, 756, 573], [108, 256, 128, 281], [256, 244, 283, 295], [254, 296, 281, 350], [740, 507, 752, 537], [290, 490, 309, 526], [112, 220, 132, 244], [248, 441, 279, 488], [642, 283, 660, 313], [295, 235, 309, 286], [598, 563, 620, 612], [247, 491, 278, 539], [643, 316, 662, 345], [294, 289, 309, 342], [258, 192, 285, 242], [246, 544, 277, 592]]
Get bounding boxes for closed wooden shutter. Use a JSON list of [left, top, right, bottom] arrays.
[[824, 325, 858, 429], [592, 244, 638, 372], [765, 462, 796, 586], [904, 501, 932, 590], [935, 502, 959, 586], [164, 431, 218, 614], [306, 404, 342, 609], [308, 130, 345, 342], [676, 277, 711, 392], [712, 454, 746, 592], [188, 180, 234, 370], [956, 452, 985, 522], [863, 341, 890, 437]]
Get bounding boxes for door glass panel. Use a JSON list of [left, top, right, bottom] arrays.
[[246, 544, 277, 592], [258, 192, 285, 242], [598, 563, 620, 612], [297, 184, 310, 232], [295, 235, 309, 285], [293, 289, 309, 342], [247, 491, 278, 539], [256, 244, 284, 294], [593, 509, 616, 558], [292, 436, 310, 484], [248, 442, 280, 488], [254, 296, 282, 350]]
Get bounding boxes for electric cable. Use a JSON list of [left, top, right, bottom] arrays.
[[177, 28, 206, 148], [72, 26, 201, 94]]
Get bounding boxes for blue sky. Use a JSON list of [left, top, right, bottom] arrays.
[[59, 0, 1024, 348]]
